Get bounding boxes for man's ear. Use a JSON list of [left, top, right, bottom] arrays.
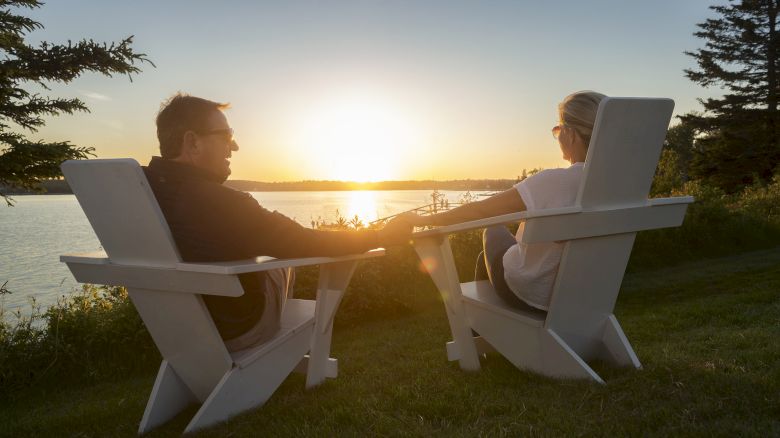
[[182, 131, 200, 156]]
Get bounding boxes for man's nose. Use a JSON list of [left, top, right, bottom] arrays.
[[230, 140, 239, 152]]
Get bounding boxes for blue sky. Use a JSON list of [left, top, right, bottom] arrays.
[[21, 0, 718, 181]]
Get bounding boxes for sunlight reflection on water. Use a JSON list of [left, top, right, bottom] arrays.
[[343, 191, 379, 224]]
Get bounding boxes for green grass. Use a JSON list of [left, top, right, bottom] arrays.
[[2, 249, 780, 437]]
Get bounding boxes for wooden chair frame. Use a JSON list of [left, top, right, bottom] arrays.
[[60, 159, 383, 433], [412, 97, 693, 383]]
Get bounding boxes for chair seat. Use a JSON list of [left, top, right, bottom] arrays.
[[231, 299, 316, 368], [460, 281, 546, 328]]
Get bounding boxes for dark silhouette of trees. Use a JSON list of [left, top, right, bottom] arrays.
[[683, 0, 779, 191]]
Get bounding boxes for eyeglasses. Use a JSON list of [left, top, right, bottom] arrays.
[[551, 124, 565, 139], [195, 128, 235, 143]]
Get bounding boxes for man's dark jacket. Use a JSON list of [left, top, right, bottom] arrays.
[[143, 157, 380, 340]]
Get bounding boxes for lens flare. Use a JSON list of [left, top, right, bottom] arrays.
[[418, 257, 438, 273]]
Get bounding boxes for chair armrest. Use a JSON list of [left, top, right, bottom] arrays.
[[521, 197, 694, 243], [60, 248, 386, 296], [411, 196, 695, 242], [175, 248, 385, 274]]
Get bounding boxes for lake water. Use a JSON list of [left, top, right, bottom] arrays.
[[0, 190, 483, 316]]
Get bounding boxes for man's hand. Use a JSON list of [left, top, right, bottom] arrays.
[[394, 212, 434, 228], [376, 214, 414, 247]]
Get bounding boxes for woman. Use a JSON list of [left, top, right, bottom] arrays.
[[406, 91, 606, 311]]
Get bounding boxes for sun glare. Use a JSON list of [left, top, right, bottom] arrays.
[[344, 190, 379, 224], [297, 95, 419, 182]]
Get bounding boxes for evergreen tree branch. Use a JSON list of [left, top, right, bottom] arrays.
[[0, 0, 153, 206]]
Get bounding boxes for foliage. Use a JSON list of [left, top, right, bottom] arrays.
[[0, 285, 157, 399], [685, 0, 780, 113], [652, 120, 698, 196], [0, 0, 152, 205], [630, 178, 780, 270], [652, 148, 687, 196], [683, 0, 780, 191]]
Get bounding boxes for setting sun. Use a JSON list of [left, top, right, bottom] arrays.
[[296, 94, 420, 182]]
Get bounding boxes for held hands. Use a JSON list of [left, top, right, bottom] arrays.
[[395, 212, 434, 228], [375, 212, 439, 247], [376, 214, 415, 247]]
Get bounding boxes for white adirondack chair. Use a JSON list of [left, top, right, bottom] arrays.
[[412, 97, 694, 384], [59, 159, 384, 434]]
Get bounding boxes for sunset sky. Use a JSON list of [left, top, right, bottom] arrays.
[[23, 0, 717, 182]]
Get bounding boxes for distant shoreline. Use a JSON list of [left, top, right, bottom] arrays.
[[226, 179, 516, 192], [2, 178, 516, 195]]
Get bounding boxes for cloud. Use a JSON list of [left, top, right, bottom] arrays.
[[99, 119, 124, 131], [79, 89, 112, 101]]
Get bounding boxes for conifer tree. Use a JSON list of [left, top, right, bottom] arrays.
[[683, 0, 779, 190], [0, 0, 152, 205]]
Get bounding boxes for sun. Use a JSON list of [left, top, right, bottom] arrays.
[[297, 95, 419, 182]]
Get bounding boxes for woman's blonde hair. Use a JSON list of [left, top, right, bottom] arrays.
[[558, 91, 606, 148]]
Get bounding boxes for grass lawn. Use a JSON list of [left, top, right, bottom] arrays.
[[2, 248, 779, 437]]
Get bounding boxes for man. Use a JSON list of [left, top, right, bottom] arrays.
[[145, 93, 412, 351]]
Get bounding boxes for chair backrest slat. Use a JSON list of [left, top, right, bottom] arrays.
[[61, 159, 181, 266], [577, 98, 674, 209]]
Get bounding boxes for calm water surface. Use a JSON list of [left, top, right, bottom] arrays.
[[0, 190, 482, 315]]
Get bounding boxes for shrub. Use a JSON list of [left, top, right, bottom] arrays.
[[629, 180, 780, 271], [0, 285, 157, 399], [293, 244, 440, 326]]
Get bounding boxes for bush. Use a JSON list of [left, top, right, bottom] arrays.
[[0, 285, 157, 399], [629, 179, 780, 271], [293, 244, 441, 326]]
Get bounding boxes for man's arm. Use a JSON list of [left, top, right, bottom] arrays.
[[234, 194, 411, 259]]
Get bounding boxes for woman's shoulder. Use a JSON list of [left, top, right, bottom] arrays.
[[523, 163, 583, 184]]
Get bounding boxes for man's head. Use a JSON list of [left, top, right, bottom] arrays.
[[156, 93, 239, 180]]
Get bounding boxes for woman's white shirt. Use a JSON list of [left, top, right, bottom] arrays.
[[502, 162, 584, 310]]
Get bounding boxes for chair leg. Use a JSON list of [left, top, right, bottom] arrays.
[[138, 360, 197, 435], [464, 304, 601, 382], [306, 260, 357, 389], [541, 329, 605, 384], [414, 237, 481, 371], [601, 314, 642, 369], [184, 325, 312, 434], [294, 354, 338, 378], [446, 336, 495, 361]]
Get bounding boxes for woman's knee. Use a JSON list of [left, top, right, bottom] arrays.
[[474, 251, 489, 281], [483, 225, 506, 244]]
